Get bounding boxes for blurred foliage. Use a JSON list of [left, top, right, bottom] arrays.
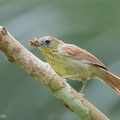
[[0, 0, 120, 120]]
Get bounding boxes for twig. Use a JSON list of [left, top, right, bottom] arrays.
[[0, 26, 109, 120]]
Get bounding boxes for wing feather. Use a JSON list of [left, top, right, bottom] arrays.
[[61, 44, 108, 70]]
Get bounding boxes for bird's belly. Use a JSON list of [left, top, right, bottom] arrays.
[[49, 58, 92, 80]]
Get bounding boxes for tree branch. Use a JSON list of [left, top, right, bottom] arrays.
[[0, 26, 109, 120]]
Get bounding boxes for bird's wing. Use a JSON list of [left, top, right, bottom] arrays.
[[61, 44, 107, 70]]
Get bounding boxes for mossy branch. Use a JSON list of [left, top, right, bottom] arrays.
[[0, 26, 109, 120]]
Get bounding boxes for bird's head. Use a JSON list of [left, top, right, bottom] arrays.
[[29, 36, 64, 53]]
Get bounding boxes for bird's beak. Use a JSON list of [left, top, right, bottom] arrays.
[[29, 38, 40, 47]]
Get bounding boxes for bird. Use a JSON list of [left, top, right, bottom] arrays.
[[29, 36, 120, 95]]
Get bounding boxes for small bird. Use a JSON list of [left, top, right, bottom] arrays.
[[29, 36, 120, 95]]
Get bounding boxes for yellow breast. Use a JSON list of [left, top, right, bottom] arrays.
[[40, 47, 92, 80]]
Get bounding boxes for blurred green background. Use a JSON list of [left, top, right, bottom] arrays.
[[0, 0, 120, 120]]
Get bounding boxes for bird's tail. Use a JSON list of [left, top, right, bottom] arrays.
[[99, 70, 120, 95]]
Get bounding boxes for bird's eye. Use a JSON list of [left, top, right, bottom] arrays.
[[44, 39, 50, 44]]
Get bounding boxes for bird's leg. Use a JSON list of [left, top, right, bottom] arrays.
[[62, 74, 87, 96], [79, 79, 87, 94], [62, 74, 79, 79]]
